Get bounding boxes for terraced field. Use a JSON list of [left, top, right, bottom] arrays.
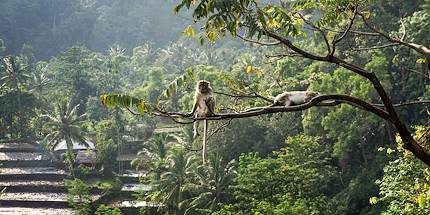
[[0, 207, 74, 215], [0, 142, 72, 213]]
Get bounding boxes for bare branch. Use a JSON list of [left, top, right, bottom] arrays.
[[213, 91, 273, 103], [295, 12, 331, 54], [125, 96, 430, 122], [265, 53, 303, 58], [347, 30, 380, 36], [332, 6, 358, 55], [122, 94, 390, 122], [207, 119, 233, 141], [360, 13, 430, 55], [352, 43, 398, 51], [127, 106, 195, 124], [418, 126, 430, 142], [200, 94, 390, 122], [237, 34, 281, 46], [264, 30, 329, 62], [320, 26, 380, 36], [377, 100, 430, 108]]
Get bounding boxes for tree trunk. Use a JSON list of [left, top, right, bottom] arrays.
[[66, 137, 75, 178]]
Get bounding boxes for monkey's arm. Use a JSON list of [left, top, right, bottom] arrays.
[[186, 95, 200, 117], [205, 96, 216, 116]]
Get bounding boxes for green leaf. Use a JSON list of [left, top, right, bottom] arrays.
[[418, 195, 426, 208], [138, 100, 145, 115], [386, 148, 394, 155], [257, 10, 267, 28], [246, 65, 253, 74], [183, 25, 196, 38], [160, 68, 195, 99], [99, 94, 148, 116], [197, 33, 205, 45], [369, 197, 378, 205], [417, 58, 426, 64], [186, 67, 194, 77]]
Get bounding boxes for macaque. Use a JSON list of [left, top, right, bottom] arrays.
[[273, 91, 320, 106], [191, 80, 215, 164]]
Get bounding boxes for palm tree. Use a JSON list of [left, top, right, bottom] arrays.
[[131, 133, 170, 175], [0, 56, 30, 91], [0, 56, 31, 137], [145, 148, 196, 215], [29, 67, 50, 94], [184, 153, 236, 214], [42, 101, 88, 177]]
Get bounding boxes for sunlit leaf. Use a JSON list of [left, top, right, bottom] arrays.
[[417, 194, 426, 208], [160, 68, 195, 99], [183, 25, 196, 38], [99, 94, 149, 116], [246, 65, 253, 74], [386, 148, 395, 155], [369, 197, 378, 205], [416, 58, 426, 64]]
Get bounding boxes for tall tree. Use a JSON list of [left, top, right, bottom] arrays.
[[101, 0, 430, 166], [185, 153, 235, 214], [43, 101, 88, 177], [0, 56, 31, 137], [143, 148, 196, 215]]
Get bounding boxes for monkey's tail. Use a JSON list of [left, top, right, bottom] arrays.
[[202, 119, 208, 165]]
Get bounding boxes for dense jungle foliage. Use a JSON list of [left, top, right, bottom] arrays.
[[1, 0, 430, 214]]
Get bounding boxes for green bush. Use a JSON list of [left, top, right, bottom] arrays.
[[65, 179, 91, 215], [95, 204, 122, 215]]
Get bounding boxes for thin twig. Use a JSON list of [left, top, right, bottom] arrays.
[[265, 53, 303, 58], [214, 91, 273, 103], [377, 100, 430, 108], [322, 27, 380, 36], [207, 119, 233, 141], [417, 126, 430, 142], [332, 5, 358, 55], [237, 34, 281, 46], [126, 106, 195, 124], [352, 43, 398, 51], [360, 13, 430, 55], [295, 12, 331, 54]]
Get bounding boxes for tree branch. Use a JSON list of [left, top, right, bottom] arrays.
[[376, 100, 430, 108], [237, 34, 281, 46], [264, 30, 329, 61], [295, 12, 331, 54], [265, 53, 303, 58], [352, 43, 398, 52], [123, 94, 390, 122], [323, 28, 380, 36], [207, 119, 233, 141], [259, 26, 430, 166], [331, 5, 358, 55], [213, 91, 273, 103], [360, 14, 430, 55]]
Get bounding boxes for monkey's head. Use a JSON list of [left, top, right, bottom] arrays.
[[197, 80, 212, 93]]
